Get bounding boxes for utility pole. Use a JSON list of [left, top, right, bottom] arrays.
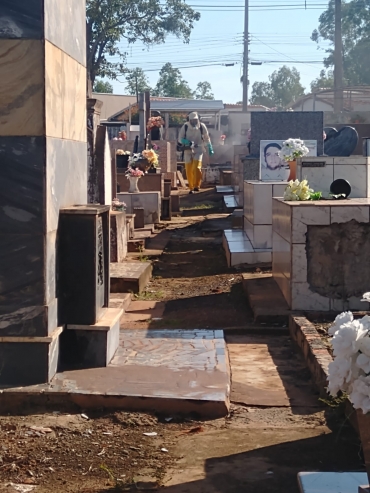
[[334, 0, 343, 113], [242, 0, 249, 112]]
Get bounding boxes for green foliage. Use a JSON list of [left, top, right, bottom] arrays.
[[310, 69, 334, 92], [125, 67, 152, 95], [312, 0, 370, 85], [194, 81, 214, 100], [250, 66, 305, 108], [93, 79, 114, 93], [310, 191, 323, 200], [153, 62, 194, 98], [86, 0, 200, 84]]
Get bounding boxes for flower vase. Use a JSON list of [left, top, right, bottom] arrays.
[[287, 160, 297, 181], [128, 176, 140, 193], [357, 410, 370, 484]]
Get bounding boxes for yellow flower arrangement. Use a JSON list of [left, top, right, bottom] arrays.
[[142, 149, 159, 167]]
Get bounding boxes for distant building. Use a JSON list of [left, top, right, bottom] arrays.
[[286, 87, 370, 113]]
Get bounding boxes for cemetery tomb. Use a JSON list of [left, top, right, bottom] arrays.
[[272, 197, 370, 311], [297, 156, 370, 199]]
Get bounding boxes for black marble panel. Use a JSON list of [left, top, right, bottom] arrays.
[[0, 341, 54, 386], [0, 0, 43, 39], [0, 233, 44, 309], [59, 329, 107, 370], [250, 112, 324, 157], [0, 137, 45, 235]]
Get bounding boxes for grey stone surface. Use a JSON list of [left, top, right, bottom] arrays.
[[307, 220, 370, 299], [0, 136, 44, 235], [44, 0, 86, 66], [0, 0, 43, 39], [46, 137, 87, 233], [324, 126, 359, 156], [242, 158, 260, 180], [251, 111, 324, 157]]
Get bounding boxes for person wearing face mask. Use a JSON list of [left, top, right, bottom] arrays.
[[178, 112, 214, 194]]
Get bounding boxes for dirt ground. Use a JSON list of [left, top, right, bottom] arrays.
[[0, 190, 365, 493]]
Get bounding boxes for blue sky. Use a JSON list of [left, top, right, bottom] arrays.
[[110, 0, 331, 103]]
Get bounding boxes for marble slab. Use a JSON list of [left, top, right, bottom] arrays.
[[44, 0, 86, 67], [46, 137, 88, 233], [298, 472, 368, 493], [0, 40, 44, 136], [117, 192, 161, 225], [0, 136, 44, 235], [45, 41, 86, 142], [0, 1, 43, 39]]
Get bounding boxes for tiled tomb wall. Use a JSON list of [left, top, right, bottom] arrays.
[[297, 157, 370, 198], [272, 198, 370, 312], [244, 181, 287, 249]]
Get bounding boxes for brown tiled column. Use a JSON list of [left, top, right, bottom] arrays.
[[0, 0, 87, 385]]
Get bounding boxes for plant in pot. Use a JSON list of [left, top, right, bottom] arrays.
[[279, 138, 309, 181], [116, 149, 130, 169], [327, 295, 370, 484]]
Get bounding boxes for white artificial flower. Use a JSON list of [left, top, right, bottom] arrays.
[[331, 322, 365, 358], [356, 336, 370, 357], [356, 353, 370, 374], [349, 376, 370, 414], [361, 315, 370, 331], [328, 311, 354, 336], [327, 357, 352, 395]]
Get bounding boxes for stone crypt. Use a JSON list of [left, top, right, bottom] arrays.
[[0, 0, 92, 385]]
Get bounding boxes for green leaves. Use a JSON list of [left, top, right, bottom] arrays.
[[86, 0, 200, 84], [250, 66, 305, 108]]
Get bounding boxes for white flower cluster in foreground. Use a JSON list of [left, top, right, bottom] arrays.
[[279, 138, 309, 162], [328, 303, 370, 414], [283, 179, 313, 201]]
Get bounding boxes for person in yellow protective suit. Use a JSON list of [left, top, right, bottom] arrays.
[[178, 112, 214, 194]]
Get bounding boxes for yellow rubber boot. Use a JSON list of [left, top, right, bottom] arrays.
[[193, 160, 203, 190], [185, 160, 195, 190]]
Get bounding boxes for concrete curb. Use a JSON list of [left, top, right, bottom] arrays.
[[289, 316, 332, 397]]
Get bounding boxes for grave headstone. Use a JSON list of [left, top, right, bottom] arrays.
[[250, 112, 324, 157], [324, 126, 359, 156]]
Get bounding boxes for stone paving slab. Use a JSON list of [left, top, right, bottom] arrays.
[[228, 334, 321, 408], [110, 261, 152, 294], [0, 330, 230, 418]]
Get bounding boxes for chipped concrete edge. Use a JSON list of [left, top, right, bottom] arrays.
[[289, 315, 332, 397]]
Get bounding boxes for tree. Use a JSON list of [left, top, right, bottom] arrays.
[[194, 81, 214, 100], [250, 66, 305, 108], [310, 69, 334, 92], [93, 79, 114, 93], [312, 0, 370, 85], [250, 81, 275, 107], [86, 0, 200, 86], [153, 63, 194, 98], [125, 68, 151, 96]]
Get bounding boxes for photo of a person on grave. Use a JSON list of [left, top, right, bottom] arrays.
[[260, 141, 289, 181]]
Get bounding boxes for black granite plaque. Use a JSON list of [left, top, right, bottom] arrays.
[[250, 112, 324, 157], [302, 161, 326, 168]]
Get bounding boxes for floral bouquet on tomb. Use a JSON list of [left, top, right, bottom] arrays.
[[111, 198, 126, 211], [327, 294, 370, 414], [283, 179, 322, 201], [116, 150, 130, 156], [279, 138, 309, 162], [147, 116, 165, 130], [125, 166, 144, 178]]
